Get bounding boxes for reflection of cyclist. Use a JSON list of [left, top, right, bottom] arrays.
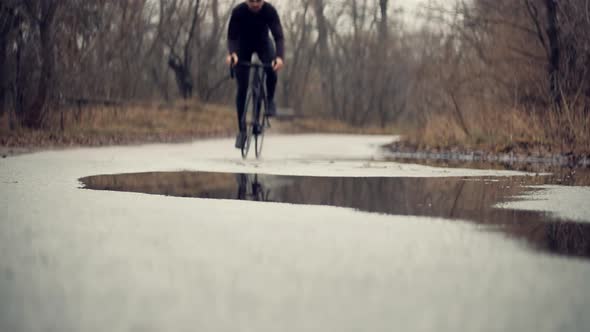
[[236, 174, 267, 201], [236, 174, 248, 200], [226, 0, 285, 148]]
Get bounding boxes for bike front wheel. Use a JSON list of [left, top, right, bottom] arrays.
[[254, 97, 266, 159], [241, 92, 254, 159]]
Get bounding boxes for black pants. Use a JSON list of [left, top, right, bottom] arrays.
[[235, 41, 277, 131]]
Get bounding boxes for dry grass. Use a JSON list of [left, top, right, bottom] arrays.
[[0, 100, 237, 149], [58, 100, 237, 138], [273, 117, 396, 135], [0, 100, 393, 154], [404, 105, 590, 156], [3, 97, 587, 161]]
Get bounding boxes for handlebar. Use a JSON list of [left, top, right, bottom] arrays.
[[230, 60, 275, 79], [235, 61, 274, 68]]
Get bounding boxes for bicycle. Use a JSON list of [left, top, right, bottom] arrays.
[[236, 173, 271, 202], [230, 59, 273, 159]]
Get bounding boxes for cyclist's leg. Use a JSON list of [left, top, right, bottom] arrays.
[[234, 49, 253, 148], [235, 48, 253, 132], [257, 41, 277, 115], [236, 174, 248, 200]]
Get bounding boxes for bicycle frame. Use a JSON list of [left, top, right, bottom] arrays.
[[231, 60, 273, 159], [236, 61, 271, 121]]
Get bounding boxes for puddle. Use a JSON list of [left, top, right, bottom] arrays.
[[382, 157, 590, 185], [80, 171, 590, 260], [384, 149, 590, 168]]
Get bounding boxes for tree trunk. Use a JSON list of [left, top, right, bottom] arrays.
[[377, 0, 389, 126], [283, 0, 312, 109], [13, 29, 24, 125], [168, 55, 193, 99], [545, 0, 561, 107], [0, 3, 20, 117], [166, 0, 200, 100], [0, 31, 7, 117], [313, 0, 338, 117], [23, 1, 59, 128], [379, 0, 388, 41]]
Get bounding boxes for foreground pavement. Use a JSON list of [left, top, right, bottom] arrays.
[[1, 134, 589, 332]]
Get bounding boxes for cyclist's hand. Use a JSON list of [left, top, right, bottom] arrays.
[[273, 57, 284, 71], [226, 53, 238, 66]]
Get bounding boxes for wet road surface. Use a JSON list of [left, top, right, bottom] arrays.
[[1, 136, 590, 332], [81, 171, 590, 260]]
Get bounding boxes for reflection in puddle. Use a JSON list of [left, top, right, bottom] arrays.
[[80, 172, 590, 260]]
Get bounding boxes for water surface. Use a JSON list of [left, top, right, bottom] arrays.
[[80, 171, 590, 260]]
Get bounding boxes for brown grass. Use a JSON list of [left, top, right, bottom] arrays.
[[59, 100, 237, 137], [403, 105, 590, 156], [0, 100, 236, 149], [273, 117, 396, 135], [0, 100, 393, 155]]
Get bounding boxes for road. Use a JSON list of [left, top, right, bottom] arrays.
[[1, 134, 589, 332]]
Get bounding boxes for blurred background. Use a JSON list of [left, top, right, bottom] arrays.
[[0, 0, 588, 153]]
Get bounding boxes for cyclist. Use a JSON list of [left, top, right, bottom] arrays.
[[226, 0, 285, 148]]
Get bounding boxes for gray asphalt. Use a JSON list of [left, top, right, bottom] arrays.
[[1, 139, 589, 332]]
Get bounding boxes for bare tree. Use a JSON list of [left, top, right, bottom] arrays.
[[0, 1, 23, 117], [281, 0, 317, 113], [313, 0, 340, 117], [160, 0, 201, 99], [20, 0, 60, 128], [196, 0, 235, 101]]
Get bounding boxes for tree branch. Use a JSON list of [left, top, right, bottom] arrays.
[[184, 0, 200, 68], [524, 0, 550, 59]]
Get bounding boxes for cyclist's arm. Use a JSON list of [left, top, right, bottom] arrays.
[[227, 8, 240, 57], [268, 7, 285, 60]]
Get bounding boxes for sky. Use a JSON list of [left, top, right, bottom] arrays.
[[269, 0, 438, 29]]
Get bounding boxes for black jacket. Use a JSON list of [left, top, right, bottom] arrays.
[[227, 2, 285, 58]]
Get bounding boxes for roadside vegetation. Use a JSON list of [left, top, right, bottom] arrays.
[[0, 99, 390, 155], [396, 0, 590, 160], [0, 0, 588, 161], [398, 104, 590, 157], [0, 101, 234, 150]]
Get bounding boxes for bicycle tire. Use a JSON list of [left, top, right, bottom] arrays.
[[241, 91, 254, 159], [254, 97, 266, 159]]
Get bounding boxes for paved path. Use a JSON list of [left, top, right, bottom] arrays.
[[1, 135, 589, 332]]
